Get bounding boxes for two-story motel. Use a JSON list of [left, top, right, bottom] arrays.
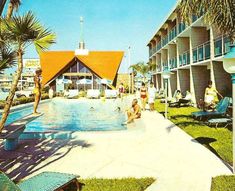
[[147, 1, 232, 104]]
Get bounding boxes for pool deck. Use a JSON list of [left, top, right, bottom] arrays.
[[0, 100, 232, 191]]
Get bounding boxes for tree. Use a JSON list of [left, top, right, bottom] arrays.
[[178, 0, 235, 42], [0, 0, 21, 74], [0, 46, 16, 73], [6, 0, 21, 19], [129, 62, 151, 83], [0, 0, 7, 16], [0, 11, 56, 132]]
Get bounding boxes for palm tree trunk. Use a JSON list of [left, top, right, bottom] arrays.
[[0, 0, 7, 16], [0, 50, 23, 132], [6, 2, 13, 19]]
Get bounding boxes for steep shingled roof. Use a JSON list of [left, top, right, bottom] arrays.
[[40, 51, 124, 86]]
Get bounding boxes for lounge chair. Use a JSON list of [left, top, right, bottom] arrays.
[[192, 97, 231, 120], [105, 89, 118, 98], [0, 171, 80, 191], [207, 118, 232, 128], [87, 89, 100, 98], [162, 90, 178, 104], [67, 90, 79, 98], [169, 91, 192, 107]]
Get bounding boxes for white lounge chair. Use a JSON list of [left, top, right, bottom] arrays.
[[105, 89, 118, 98], [87, 89, 100, 98], [67, 89, 79, 98]]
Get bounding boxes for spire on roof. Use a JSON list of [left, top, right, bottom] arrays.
[[75, 16, 89, 55], [79, 16, 85, 49]]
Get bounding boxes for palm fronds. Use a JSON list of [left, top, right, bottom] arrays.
[[178, 0, 235, 42], [3, 11, 56, 50], [0, 46, 16, 73]]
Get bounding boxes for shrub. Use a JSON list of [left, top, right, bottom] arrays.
[[0, 93, 49, 109]]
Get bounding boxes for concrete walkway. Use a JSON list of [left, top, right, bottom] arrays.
[[0, 110, 232, 191]]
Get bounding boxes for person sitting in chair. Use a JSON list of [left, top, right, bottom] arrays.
[[204, 80, 223, 111]]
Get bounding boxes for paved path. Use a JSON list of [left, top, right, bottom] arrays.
[[1, 110, 231, 191]]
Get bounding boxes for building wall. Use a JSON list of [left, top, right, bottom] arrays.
[[191, 27, 209, 47], [178, 69, 190, 94], [212, 61, 232, 97], [191, 66, 210, 102], [170, 71, 177, 95], [148, 7, 232, 105]]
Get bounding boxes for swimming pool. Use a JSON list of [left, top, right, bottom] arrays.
[[2, 98, 127, 132]]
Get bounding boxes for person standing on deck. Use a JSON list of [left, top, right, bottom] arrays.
[[140, 82, 148, 111], [148, 82, 157, 111], [33, 68, 42, 114]]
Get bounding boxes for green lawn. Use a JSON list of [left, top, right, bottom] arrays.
[[154, 100, 232, 165], [77, 178, 155, 191], [211, 175, 235, 191]]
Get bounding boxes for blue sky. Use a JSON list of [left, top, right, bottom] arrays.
[[8, 0, 177, 73]]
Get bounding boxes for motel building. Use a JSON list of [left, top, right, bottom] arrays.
[[40, 49, 124, 92], [147, 2, 232, 104], [39, 17, 124, 93]]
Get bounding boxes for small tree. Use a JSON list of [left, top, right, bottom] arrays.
[[129, 62, 153, 83], [0, 11, 56, 132]]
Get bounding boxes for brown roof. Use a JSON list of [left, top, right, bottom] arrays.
[[40, 51, 124, 86]]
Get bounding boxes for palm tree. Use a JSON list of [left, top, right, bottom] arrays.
[[0, 0, 7, 16], [129, 62, 151, 83], [6, 0, 21, 19], [178, 0, 235, 42], [0, 11, 56, 132], [0, 47, 16, 73]]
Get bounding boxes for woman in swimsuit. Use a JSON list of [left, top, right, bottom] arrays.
[[204, 80, 223, 111], [140, 82, 148, 111], [123, 99, 141, 124], [33, 68, 42, 114]]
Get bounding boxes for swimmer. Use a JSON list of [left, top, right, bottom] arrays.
[[90, 107, 95, 111], [115, 106, 121, 112]]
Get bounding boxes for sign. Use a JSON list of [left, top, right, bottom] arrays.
[[23, 59, 40, 69]]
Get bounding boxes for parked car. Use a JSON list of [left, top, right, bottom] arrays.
[[15, 90, 34, 98]]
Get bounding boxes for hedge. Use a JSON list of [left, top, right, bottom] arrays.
[[0, 93, 49, 109]]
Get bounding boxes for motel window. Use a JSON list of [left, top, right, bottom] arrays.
[[70, 63, 77, 73]]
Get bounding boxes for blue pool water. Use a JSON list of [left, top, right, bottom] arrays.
[[2, 99, 127, 132]]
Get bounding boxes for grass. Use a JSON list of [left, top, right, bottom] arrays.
[[75, 178, 155, 191], [211, 175, 235, 191], [154, 100, 232, 165]]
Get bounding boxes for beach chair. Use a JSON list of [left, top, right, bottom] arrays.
[[0, 171, 80, 191], [192, 97, 231, 120], [169, 91, 192, 107], [87, 89, 100, 98], [67, 90, 79, 98], [207, 118, 232, 128], [105, 89, 118, 98]]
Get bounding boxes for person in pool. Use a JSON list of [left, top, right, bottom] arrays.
[[33, 67, 42, 115], [123, 99, 141, 124]]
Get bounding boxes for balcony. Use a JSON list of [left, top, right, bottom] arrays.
[[192, 41, 210, 63], [161, 36, 169, 47], [157, 64, 162, 72], [169, 57, 177, 69], [178, 22, 186, 34], [214, 35, 231, 57], [156, 42, 162, 51], [192, 11, 203, 23], [162, 61, 168, 70], [179, 50, 190, 66], [168, 26, 177, 42]]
